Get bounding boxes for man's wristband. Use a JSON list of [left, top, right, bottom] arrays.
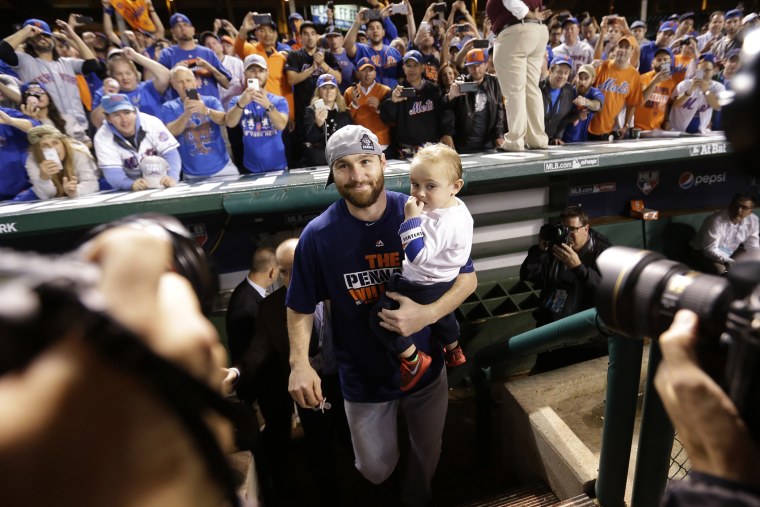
[[235, 101, 245, 110]]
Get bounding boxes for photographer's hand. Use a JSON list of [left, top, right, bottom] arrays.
[[0, 226, 232, 506], [655, 310, 760, 485], [552, 243, 581, 268]]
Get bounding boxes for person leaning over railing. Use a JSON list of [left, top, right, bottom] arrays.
[[26, 124, 99, 200], [94, 94, 180, 191]]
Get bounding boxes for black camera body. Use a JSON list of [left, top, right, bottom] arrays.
[[539, 223, 571, 247], [596, 246, 760, 441]]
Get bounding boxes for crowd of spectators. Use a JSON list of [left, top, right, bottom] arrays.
[[0, 2, 757, 201]]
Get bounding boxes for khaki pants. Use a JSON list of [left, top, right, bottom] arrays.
[[493, 22, 549, 150]]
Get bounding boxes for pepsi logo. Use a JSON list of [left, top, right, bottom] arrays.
[[679, 172, 695, 189]]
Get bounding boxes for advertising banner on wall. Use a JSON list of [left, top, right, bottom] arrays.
[[567, 156, 757, 218]]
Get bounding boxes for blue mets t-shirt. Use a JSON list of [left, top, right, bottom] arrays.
[[161, 95, 230, 177], [286, 190, 474, 402], [228, 93, 288, 173], [0, 107, 37, 200], [158, 45, 231, 100], [352, 43, 402, 89]]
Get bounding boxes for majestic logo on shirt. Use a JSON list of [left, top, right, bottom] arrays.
[[344, 252, 401, 305], [637, 170, 659, 195], [360, 133, 375, 151], [375, 240, 384, 247]]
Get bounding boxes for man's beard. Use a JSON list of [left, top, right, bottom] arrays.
[[31, 38, 53, 53], [337, 171, 385, 208]]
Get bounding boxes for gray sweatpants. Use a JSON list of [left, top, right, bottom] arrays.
[[344, 369, 448, 507]]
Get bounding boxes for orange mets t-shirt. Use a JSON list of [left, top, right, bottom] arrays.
[[588, 60, 643, 135], [634, 71, 677, 130]]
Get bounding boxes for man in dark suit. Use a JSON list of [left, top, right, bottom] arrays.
[[223, 238, 348, 507], [225, 247, 278, 364]]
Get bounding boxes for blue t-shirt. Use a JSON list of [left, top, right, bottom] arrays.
[[352, 43, 402, 89], [0, 107, 37, 200], [94, 80, 164, 118], [639, 41, 657, 74], [161, 95, 230, 177], [331, 50, 355, 93], [228, 93, 288, 173], [158, 45, 231, 100], [286, 190, 475, 402], [562, 86, 605, 143]]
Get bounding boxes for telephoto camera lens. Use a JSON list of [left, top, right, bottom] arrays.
[[595, 246, 735, 343], [539, 223, 570, 246]]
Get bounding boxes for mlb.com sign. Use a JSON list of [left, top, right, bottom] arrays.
[[679, 171, 727, 189]]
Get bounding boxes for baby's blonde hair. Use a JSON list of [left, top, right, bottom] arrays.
[[411, 143, 463, 183]]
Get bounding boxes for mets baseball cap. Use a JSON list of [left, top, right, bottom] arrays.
[[356, 56, 376, 70], [679, 12, 695, 22], [577, 64, 596, 80], [170, 13, 192, 28], [725, 9, 743, 19], [317, 73, 337, 88], [20, 81, 47, 97], [243, 54, 268, 70], [324, 125, 383, 186], [403, 50, 423, 64], [699, 53, 716, 65], [630, 20, 646, 29], [653, 46, 675, 62], [549, 55, 573, 68], [561, 17, 579, 28], [102, 94, 135, 115], [23, 19, 52, 37], [617, 35, 636, 48], [465, 48, 487, 66], [658, 21, 677, 33]]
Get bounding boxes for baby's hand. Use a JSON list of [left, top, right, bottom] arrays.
[[404, 196, 424, 219]]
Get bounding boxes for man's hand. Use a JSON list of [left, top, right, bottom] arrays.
[[378, 292, 434, 337], [525, 7, 552, 21], [404, 195, 424, 219], [184, 97, 207, 116], [240, 12, 256, 35], [288, 363, 323, 408], [55, 19, 77, 40], [550, 138, 564, 145], [131, 178, 149, 191], [655, 310, 760, 485], [312, 51, 325, 69], [221, 368, 238, 396], [160, 176, 177, 188], [573, 96, 588, 108], [552, 243, 581, 268], [366, 96, 380, 109], [654, 68, 671, 84], [391, 85, 408, 103]]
